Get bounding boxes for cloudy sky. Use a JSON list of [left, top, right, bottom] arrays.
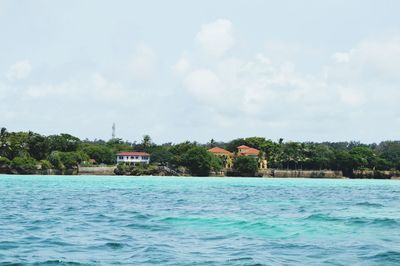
[[1, 0, 400, 143]]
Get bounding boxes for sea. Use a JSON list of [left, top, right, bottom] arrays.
[[0, 175, 400, 265]]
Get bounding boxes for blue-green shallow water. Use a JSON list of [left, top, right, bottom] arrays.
[[1, 176, 400, 266]]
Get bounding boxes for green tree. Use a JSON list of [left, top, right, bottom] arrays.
[[182, 146, 214, 176], [376, 141, 400, 170], [48, 151, 63, 169], [332, 150, 354, 176], [349, 146, 377, 170], [233, 156, 258, 176], [169, 141, 197, 166], [303, 143, 334, 170], [81, 144, 115, 164], [106, 138, 133, 154], [210, 154, 223, 172], [5, 132, 30, 159], [142, 135, 152, 148], [48, 134, 81, 152], [149, 146, 173, 165], [0, 157, 11, 167], [11, 156, 38, 170], [280, 142, 305, 169], [49, 151, 89, 169], [27, 132, 49, 160], [0, 127, 10, 158], [40, 160, 53, 170]]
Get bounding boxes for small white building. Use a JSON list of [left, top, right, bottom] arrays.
[[116, 152, 150, 165]]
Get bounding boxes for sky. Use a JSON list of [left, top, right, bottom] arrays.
[[1, 0, 400, 144]]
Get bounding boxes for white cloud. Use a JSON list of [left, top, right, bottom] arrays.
[[328, 37, 400, 80], [196, 19, 234, 57], [337, 87, 366, 106], [23, 73, 127, 105], [173, 55, 191, 75], [183, 69, 227, 106], [180, 35, 400, 131], [5, 60, 32, 81], [183, 55, 320, 117], [129, 44, 157, 80], [92, 73, 126, 102], [25, 80, 80, 99], [332, 52, 350, 63]]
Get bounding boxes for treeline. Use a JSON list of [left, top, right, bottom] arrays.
[[0, 128, 399, 176], [212, 137, 400, 175], [0, 128, 117, 171], [149, 137, 400, 176]]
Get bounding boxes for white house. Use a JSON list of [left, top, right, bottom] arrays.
[[116, 152, 150, 165]]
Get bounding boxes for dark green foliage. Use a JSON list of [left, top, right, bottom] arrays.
[[48, 134, 81, 152], [58, 151, 89, 169], [11, 156, 38, 170], [376, 141, 400, 170], [349, 147, 377, 170], [210, 154, 223, 172], [0, 157, 11, 167], [27, 132, 50, 160], [105, 138, 133, 154], [169, 141, 198, 166], [331, 150, 354, 176], [233, 156, 258, 176], [40, 160, 53, 170], [6, 132, 30, 159], [182, 146, 214, 176], [302, 144, 335, 170], [81, 144, 115, 164], [149, 146, 173, 165], [1, 127, 400, 175], [49, 151, 89, 169], [48, 151, 63, 169]]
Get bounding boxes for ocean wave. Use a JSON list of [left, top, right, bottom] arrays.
[[104, 242, 124, 249], [31, 260, 84, 266], [345, 217, 399, 227], [365, 251, 400, 263], [303, 213, 341, 222], [303, 214, 399, 227], [2, 176, 400, 265], [355, 201, 384, 207]]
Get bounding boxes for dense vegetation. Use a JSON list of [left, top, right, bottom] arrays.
[[0, 128, 399, 176], [233, 156, 259, 176]]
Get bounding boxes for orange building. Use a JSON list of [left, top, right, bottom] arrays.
[[237, 145, 260, 157], [208, 147, 234, 168], [237, 145, 267, 169]]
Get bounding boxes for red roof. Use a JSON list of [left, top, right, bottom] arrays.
[[237, 145, 250, 149], [208, 147, 233, 156], [240, 148, 259, 155], [237, 145, 260, 155], [117, 152, 150, 156]]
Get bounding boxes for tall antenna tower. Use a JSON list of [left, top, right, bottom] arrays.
[[112, 123, 116, 139]]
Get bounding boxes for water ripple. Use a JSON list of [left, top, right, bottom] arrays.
[[1, 175, 400, 265]]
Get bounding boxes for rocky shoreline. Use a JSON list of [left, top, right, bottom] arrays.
[[1, 165, 400, 179]]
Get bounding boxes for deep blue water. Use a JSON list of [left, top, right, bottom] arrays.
[[1, 175, 400, 265]]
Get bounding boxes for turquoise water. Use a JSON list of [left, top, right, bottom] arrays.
[[1, 175, 400, 265]]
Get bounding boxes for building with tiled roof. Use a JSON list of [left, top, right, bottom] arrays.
[[237, 145, 268, 169], [208, 147, 233, 157], [116, 152, 150, 165], [208, 147, 234, 168], [237, 145, 260, 157]]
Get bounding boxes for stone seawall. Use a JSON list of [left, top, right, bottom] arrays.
[[0, 167, 77, 175], [78, 166, 116, 175], [352, 170, 400, 179], [260, 169, 344, 178]]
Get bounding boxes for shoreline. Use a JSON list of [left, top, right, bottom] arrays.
[[2, 164, 400, 179], [0, 174, 399, 181]]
